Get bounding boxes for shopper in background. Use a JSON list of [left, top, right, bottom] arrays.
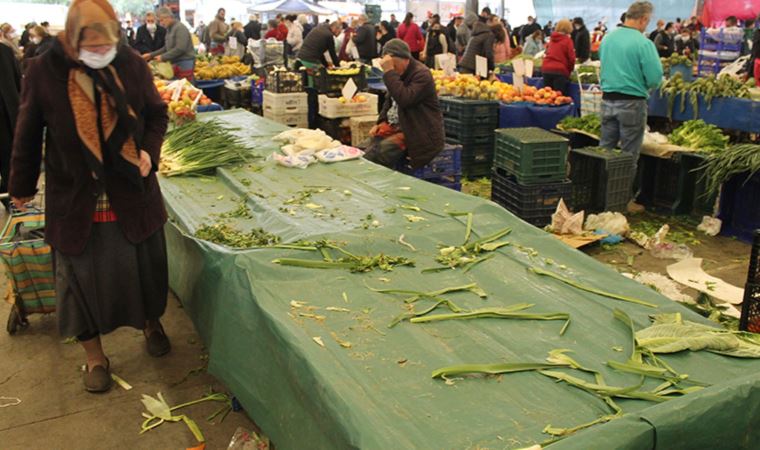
[[297, 21, 341, 67], [479, 7, 492, 23], [675, 28, 696, 56], [543, 21, 553, 37], [0, 23, 22, 58], [572, 17, 590, 62], [459, 12, 494, 74], [456, 15, 470, 57], [195, 20, 206, 42], [124, 20, 136, 46], [227, 21, 247, 59], [397, 12, 423, 60], [353, 14, 377, 63], [208, 8, 229, 54], [299, 15, 312, 38], [133, 12, 166, 55], [146, 7, 196, 80], [421, 18, 448, 68], [24, 25, 54, 59], [285, 15, 304, 59], [389, 13, 400, 30], [522, 29, 544, 57], [447, 16, 462, 49], [654, 22, 675, 57], [19, 22, 35, 48], [365, 39, 443, 170], [377, 20, 396, 54], [491, 22, 511, 63], [244, 14, 261, 41], [542, 19, 575, 94], [520, 16, 542, 44], [648, 19, 664, 41], [0, 42, 19, 211], [599, 1, 662, 213], [11, 0, 170, 394]]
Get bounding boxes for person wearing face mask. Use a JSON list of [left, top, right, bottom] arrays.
[[599, 1, 663, 214], [520, 16, 542, 45], [0, 23, 22, 58], [133, 12, 166, 55], [21, 25, 54, 70], [421, 19, 448, 68], [145, 7, 196, 80], [675, 28, 695, 56], [10, 0, 171, 394], [654, 22, 675, 57], [19, 22, 36, 48], [572, 17, 590, 62]]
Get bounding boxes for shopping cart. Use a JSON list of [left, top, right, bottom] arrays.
[[0, 206, 55, 334]]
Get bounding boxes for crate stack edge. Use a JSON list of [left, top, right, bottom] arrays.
[[440, 97, 499, 178]]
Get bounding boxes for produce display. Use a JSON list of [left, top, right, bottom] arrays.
[[265, 67, 303, 93], [667, 120, 729, 152], [494, 55, 543, 74], [160, 120, 255, 177], [154, 79, 212, 125], [699, 143, 760, 196], [149, 61, 175, 80], [660, 53, 694, 73], [433, 72, 572, 105], [195, 55, 252, 80], [558, 114, 601, 136], [659, 73, 752, 118], [570, 65, 600, 84]]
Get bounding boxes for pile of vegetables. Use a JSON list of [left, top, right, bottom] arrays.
[[194, 55, 251, 80], [667, 119, 729, 151], [195, 223, 280, 249], [570, 65, 599, 84], [660, 53, 694, 73], [699, 143, 760, 195], [659, 73, 751, 119], [273, 241, 414, 273], [160, 120, 254, 177], [558, 114, 601, 136]]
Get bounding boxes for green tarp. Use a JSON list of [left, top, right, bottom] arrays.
[[162, 110, 760, 449]]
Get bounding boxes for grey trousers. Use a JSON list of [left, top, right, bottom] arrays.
[[599, 98, 648, 169]]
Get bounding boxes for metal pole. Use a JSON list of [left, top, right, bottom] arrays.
[[466, 0, 478, 16]]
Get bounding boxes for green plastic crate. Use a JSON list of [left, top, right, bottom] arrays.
[[494, 127, 568, 185]]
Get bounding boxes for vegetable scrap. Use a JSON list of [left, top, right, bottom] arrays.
[[195, 223, 280, 249], [273, 241, 414, 273]]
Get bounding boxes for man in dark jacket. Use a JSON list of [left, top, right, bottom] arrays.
[[244, 14, 262, 40], [297, 21, 341, 67], [133, 12, 166, 54], [364, 39, 443, 170], [460, 12, 494, 74], [520, 16, 542, 43], [0, 43, 20, 209], [353, 14, 377, 63], [572, 17, 591, 61]]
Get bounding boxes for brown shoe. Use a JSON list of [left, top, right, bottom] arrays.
[[144, 322, 171, 358], [84, 359, 112, 393], [626, 200, 646, 214]]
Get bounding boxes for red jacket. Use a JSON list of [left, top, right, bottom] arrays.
[[542, 32, 576, 77], [397, 22, 423, 52], [265, 22, 288, 41]]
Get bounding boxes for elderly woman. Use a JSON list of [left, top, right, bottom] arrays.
[[9, 0, 170, 393], [0, 23, 22, 58]]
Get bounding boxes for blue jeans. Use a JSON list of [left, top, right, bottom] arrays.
[[599, 99, 648, 169]]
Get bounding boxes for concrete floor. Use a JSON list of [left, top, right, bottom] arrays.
[[0, 210, 752, 450]]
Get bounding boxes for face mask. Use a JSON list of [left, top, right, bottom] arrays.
[[79, 46, 117, 69], [9, 31, 17, 39], [31, 36, 41, 45], [147, 23, 157, 32]]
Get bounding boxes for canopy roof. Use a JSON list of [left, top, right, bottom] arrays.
[[251, 0, 336, 15]]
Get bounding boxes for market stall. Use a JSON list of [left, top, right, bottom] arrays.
[[161, 109, 760, 450]]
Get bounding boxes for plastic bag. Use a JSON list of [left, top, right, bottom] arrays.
[[227, 427, 270, 450], [272, 152, 316, 169], [584, 212, 629, 236], [549, 199, 584, 235], [647, 224, 694, 260], [697, 216, 722, 236], [315, 146, 364, 163]]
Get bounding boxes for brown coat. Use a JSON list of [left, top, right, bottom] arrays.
[[379, 59, 444, 169], [9, 40, 169, 255]]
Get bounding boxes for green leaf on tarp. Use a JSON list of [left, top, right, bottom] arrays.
[[141, 393, 172, 421], [636, 323, 742, 353]]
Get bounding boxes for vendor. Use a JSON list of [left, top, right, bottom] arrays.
[[364, 39, 444, 170], [207, 8, 229, 55], [9, 0, 170, 393], [297, 21, 341, 68], [132, 12, 166, 55], [144, 7, 196, 80], [599, 1, 662, 213]]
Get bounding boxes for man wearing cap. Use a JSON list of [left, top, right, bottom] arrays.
[[364, 39, 444, 170], [144, 7, 196, 80]]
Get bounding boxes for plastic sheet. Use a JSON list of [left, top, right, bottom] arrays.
[[162, 110, 760, 450], [499, 102, 576, 130], [648, 91, 760, 134]]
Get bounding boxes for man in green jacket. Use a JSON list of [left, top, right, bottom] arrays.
[[599, 1, 663, 213], [145, 7, 196, 80]]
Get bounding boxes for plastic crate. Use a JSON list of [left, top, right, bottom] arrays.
[[439, 97, 500, 124], [263, 91, 308, 115], [314, 66, 367, 94], [748, 231, 760, 285], [251, 80, 264, 105], [263, 110, 308, 128], [552, 129, 600, 150], [349, 115, 378, 148], [568, 147, 635, 213], [719, 171, 760, 243], [444, 118, 497, 141], [400, 144, 462, 180], [636, 153, 717, 216], [740, 283, 760, 332], [264, 69, 304, 93], [316, 115, 352, 145], [494, 127, 568, 184], [491, 167, 572, 227], [444, 132, 494, 149], [318, 93, 379, 119]]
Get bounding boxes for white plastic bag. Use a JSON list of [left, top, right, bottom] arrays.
[[584, 212, 629, 236], [315, 145, 364, 163], [549, 199, 584, 235], [697, 216, 722, 236], [272, 152, 316, 169]]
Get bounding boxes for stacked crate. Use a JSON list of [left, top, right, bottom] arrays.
[[569, 147, 635, 213], [635, 152, 717, 216], [263, 70, 307, 127], [440, 98, 499, 178], [317, 93, 379, 146], [399, 144, 463, 191], [492, 127, 571, 226]]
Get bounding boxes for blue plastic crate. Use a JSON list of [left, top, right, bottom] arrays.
[[719, 171, 760, 243], [251, 80, 264, 105], [411, 144, 462, 179]]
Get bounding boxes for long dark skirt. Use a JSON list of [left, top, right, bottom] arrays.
[[55, 222, 168, 338]]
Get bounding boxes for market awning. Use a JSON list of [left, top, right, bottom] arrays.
[[250, 0, 336, 15]]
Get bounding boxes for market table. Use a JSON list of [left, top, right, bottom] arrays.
[[499, 102, 576, 130], [648, 90, 760, 133], [161, 109, 760, 450]]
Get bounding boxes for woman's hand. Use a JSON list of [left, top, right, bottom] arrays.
[[139, 150, 152, 177]]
